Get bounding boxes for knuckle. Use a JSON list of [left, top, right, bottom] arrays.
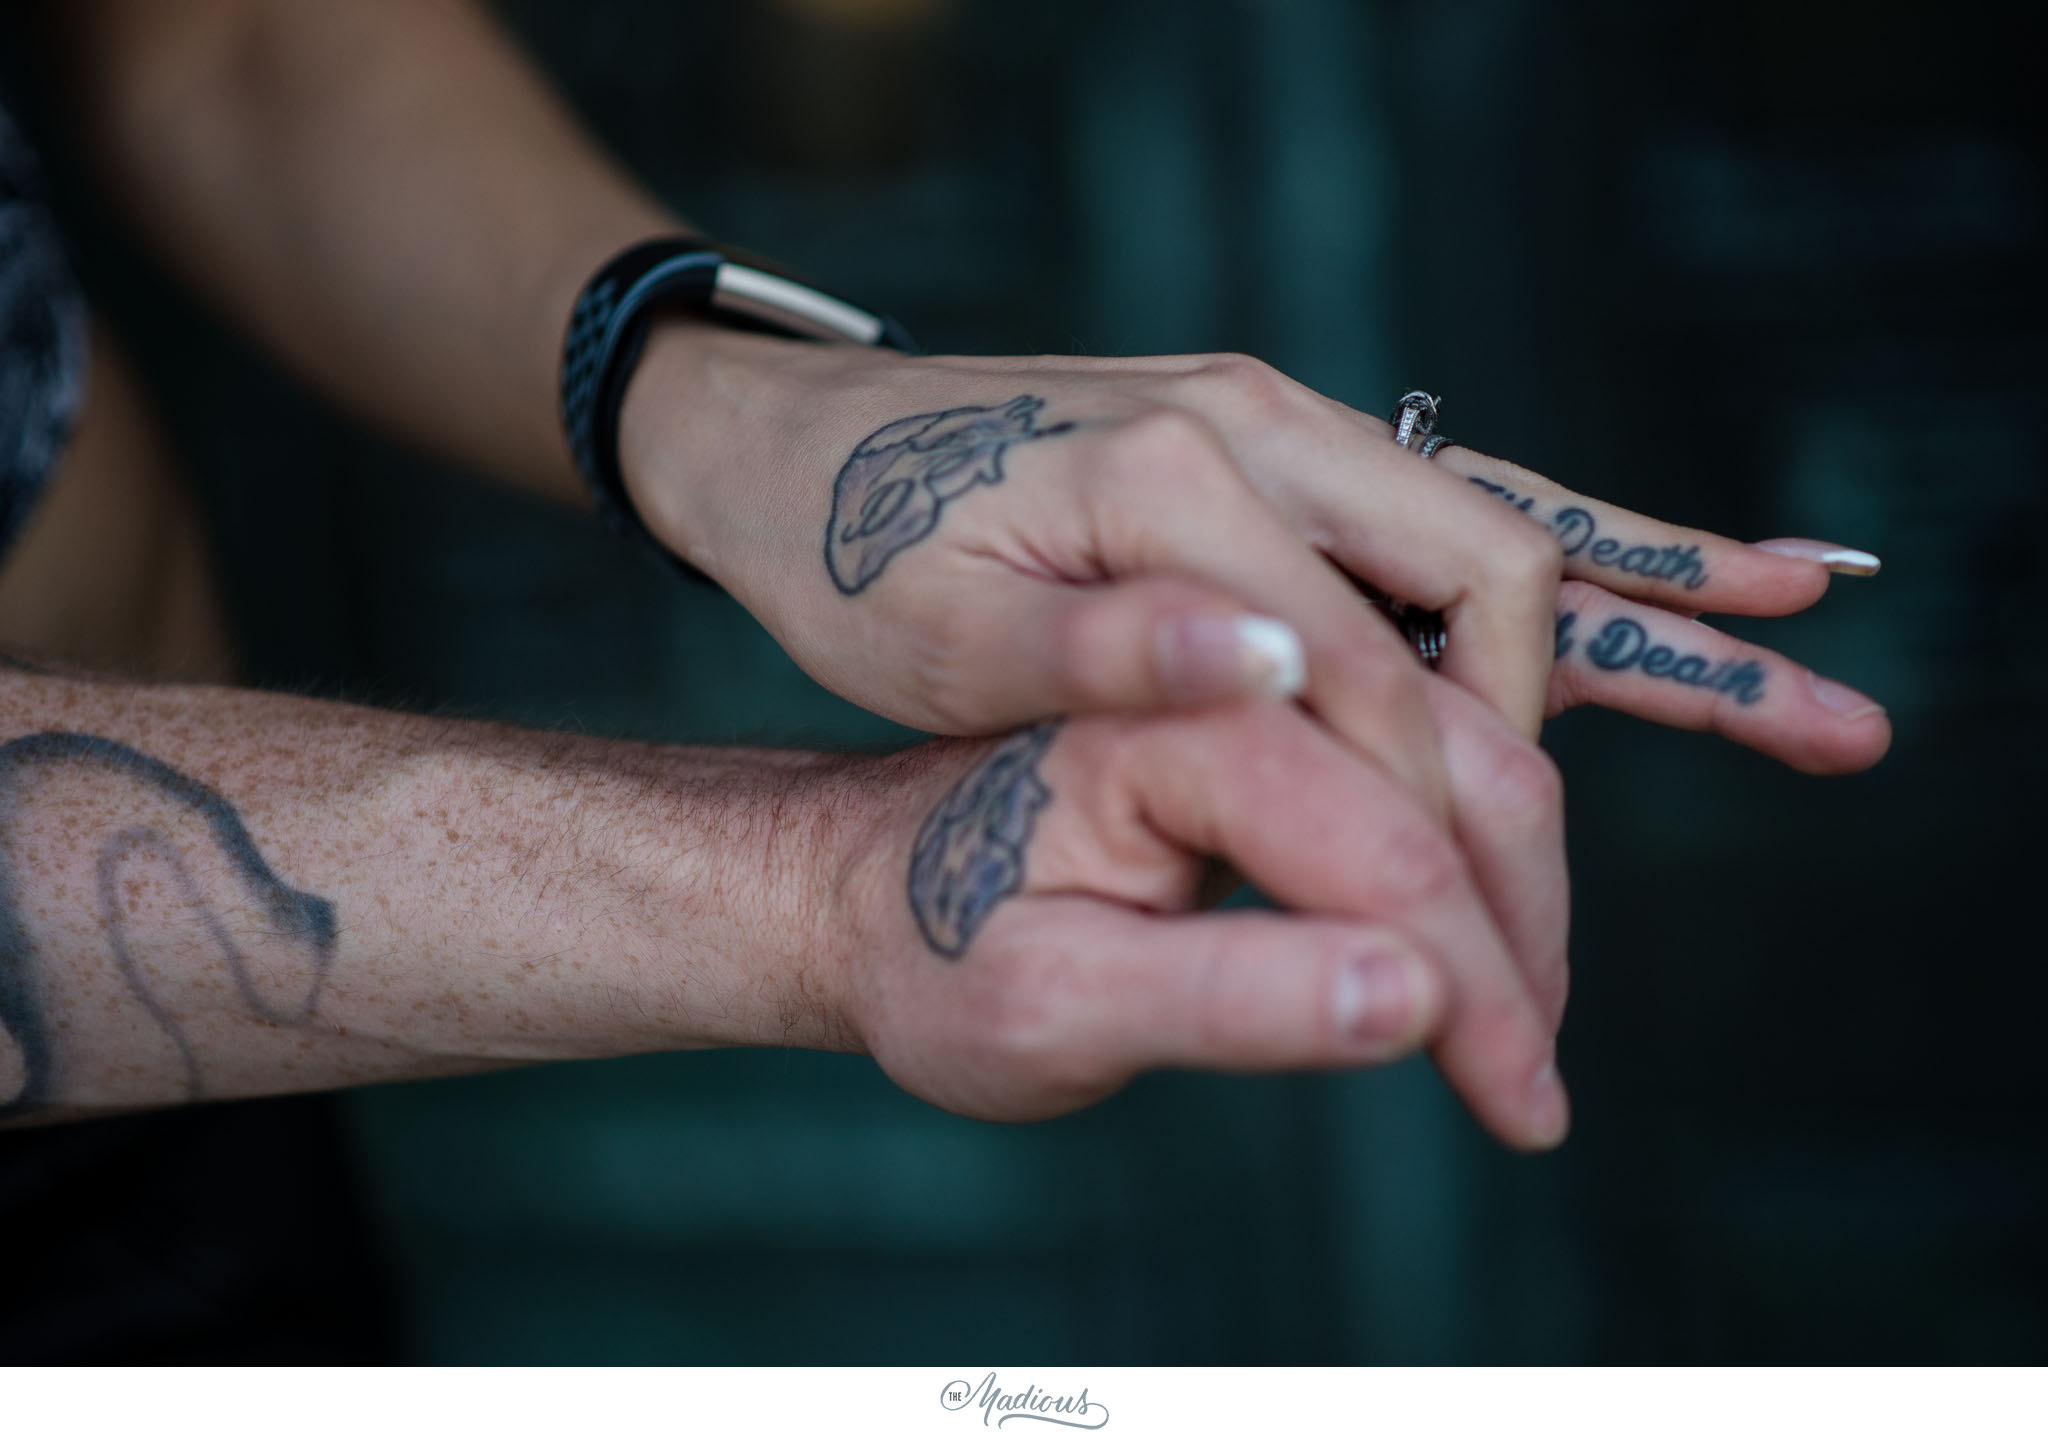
[[1549, 648, 1596, 712], [1492, 517, 1565, 589], [977, 961, 1067, 1068], [1195, 351, 1291, 405], [977, 959, 1120, 1099], [1103, 409, 1235, 493], [1376, 828, 1464, 908], [1061, 709, 1152, 793], [1475, 741, 1564, 827], [1197, 350, 1268, 382]]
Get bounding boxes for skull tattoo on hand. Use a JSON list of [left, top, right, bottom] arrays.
[[824, 395, 1073, 594]]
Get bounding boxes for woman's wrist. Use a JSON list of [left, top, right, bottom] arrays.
[[613, 318, 910, 588], [612, 315, 732, 572]]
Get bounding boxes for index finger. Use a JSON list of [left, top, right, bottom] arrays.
[[1441, 447, 1880, 615]]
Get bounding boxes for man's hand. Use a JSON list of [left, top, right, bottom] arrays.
[[3, 657, 1570, 1147], [1, 652, 1577, 1150], [621, 329, 1890, 781], [0, 613, 1879, 1142], [830, 693, 1576, 1150]]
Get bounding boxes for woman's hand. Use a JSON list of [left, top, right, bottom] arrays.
[[619, 326, 1885, 778]]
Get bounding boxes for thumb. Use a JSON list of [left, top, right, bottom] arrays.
[[1002, 574, 1307, 717]]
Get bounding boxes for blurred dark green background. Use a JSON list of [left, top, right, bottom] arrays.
[[13, 0, 2048, 1363]]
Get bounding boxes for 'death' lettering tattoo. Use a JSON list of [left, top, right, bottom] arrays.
[[825, 395, 1076, 594], [907, 722, 1059, 958], [1468, 477, 1708, 592], [0, 732, 337, 1116], [1554, 612, 1766, 703]]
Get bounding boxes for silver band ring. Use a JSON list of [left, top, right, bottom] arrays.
[[1369, 389, 1453, 669]]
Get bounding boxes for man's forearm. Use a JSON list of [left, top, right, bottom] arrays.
[[0, 664, 860, 1126], [42, 0, 681, 498]]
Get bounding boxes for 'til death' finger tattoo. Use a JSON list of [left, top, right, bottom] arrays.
[[1555, 613, 1766, 704], [1470, 477, 1709, 592]]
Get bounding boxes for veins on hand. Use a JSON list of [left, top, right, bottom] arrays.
[[1468, 476, 1709, 591], [824, 395, 1076, 594], [908, 723, 1059, 958], [0, 733, 337, 1117]]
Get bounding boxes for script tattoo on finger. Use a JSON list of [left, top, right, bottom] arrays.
[[1468, 475, 1538, 516], [907, 722, 1059, 959], [1469, 477, 1708, 591], [1554, 612, 1766, 703], [824, 395, 1075, 593], [0, 733, 337, 1116]]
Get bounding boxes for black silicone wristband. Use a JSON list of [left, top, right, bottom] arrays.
[[558, 237, 916, 579]]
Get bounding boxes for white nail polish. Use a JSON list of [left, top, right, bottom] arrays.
[[1816, 549, 1882, 576], [1234, 616, 1305, 698], [1753, 538, 1883, 576]]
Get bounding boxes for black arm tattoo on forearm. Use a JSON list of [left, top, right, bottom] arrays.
[[0, 732, 337, 1115], [825, 395, 1076, 593], [1469, 477, 1708, 591], [1553, 612, 1765, 702], [907, 722, 1059, 958]]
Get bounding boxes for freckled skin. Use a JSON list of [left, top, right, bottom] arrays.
[[0, 663, 863, 1125], [3, 551, 1840, 1130]]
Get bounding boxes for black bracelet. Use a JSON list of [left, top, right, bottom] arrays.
[[558, 236, 917, 579]]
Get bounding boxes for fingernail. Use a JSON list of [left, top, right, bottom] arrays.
[[1234, 616, 1306, 696], [1526, 1059, 1571, 1149], [1333, 950, 1422, 1049], [1753, 538, 1882, 576], [1809, 671, 1885, 719], [1157, 614, 1305, 704]]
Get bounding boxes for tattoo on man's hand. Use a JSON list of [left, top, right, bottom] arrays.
[[1469, 477, 1708, 591], [908, 723, 1059, 958], [825, 395, 1075, 594], [0, 733, 337, 1115], [1554, 612, 1765, 703]]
